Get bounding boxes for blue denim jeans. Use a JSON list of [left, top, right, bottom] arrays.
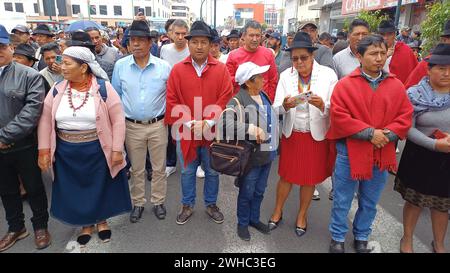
[[237, 162, 272, 226], [176, 141, 219, 207], [329, 141, 388, 242]]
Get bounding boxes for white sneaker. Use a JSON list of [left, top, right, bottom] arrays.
[[196, 166, 205, 178], [312, 189, 320, 200], [165, 166, 176, 177]]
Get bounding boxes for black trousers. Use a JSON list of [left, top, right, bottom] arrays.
[[0, 145, 49, 232]]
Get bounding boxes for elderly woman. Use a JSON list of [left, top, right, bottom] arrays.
[[219, 62, 278, 241], [395, 43, 450, 253], [37, 46, 132, 247], [269, 32, 338, 237]]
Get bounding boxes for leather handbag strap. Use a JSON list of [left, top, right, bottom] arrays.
[[215, 97, 243, 144]]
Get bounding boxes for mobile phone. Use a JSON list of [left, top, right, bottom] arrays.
[[292, 92, 312, 105], [431, 129, 447, 139], [55, 55, 62, 64]]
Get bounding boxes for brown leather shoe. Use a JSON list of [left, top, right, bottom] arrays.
[[0, 228, 29, 252], [34, 229, 51, 250]]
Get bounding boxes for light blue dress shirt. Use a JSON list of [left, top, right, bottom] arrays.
[[112, 54, 171, 121]]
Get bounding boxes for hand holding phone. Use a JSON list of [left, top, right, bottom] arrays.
[[292, 91, 312, 105], [55, 55, 62, 64]]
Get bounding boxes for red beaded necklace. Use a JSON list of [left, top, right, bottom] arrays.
[[68, 77, 92, 117]]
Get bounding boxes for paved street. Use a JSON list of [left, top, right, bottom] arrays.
[[1, 141, 449, 253]]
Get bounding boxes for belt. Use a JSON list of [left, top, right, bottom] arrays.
[[57, 129, 98, 143], [125, 115, 164, 125]]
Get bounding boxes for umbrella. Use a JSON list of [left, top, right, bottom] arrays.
[[65, 20, 104, 32]]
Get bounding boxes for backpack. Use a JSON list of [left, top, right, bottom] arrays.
[[53, 78, 107, 102]]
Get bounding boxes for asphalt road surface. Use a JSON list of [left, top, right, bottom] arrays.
[[1, 141, 449, 253]]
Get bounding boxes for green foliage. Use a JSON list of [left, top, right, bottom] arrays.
[[356, 10, 389, 33], [342, 18, 351, 32], [261, 22, 268, 31], [421, 1, 450, 55]]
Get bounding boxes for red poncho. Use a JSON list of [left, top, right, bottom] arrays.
[[404, 56, 429, 90], [165, 55, 233, 166], [326, 69, 413, 180], [389, 42, 418, 85]]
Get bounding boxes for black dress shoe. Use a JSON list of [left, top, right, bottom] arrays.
[[295, 226, 307, 237], [130, 206, 144, 223], [153, 204, 166, 220], [268, 213, 282, 231], [237, 225, 250, 241], [329, 239, 345, 253], [354, 239, 373, 253], [249, 221, 270, 234]]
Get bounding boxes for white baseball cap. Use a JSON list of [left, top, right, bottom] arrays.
[[235, 62, 270, 85]]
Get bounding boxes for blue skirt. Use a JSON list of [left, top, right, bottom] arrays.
[[51, 138, 132, 226]]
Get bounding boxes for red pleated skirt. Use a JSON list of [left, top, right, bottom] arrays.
[[278, 131, 332, 186]]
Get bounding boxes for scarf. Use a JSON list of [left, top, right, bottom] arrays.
[[407, 77, 450, 117], [63, 46, 109, 81], [326, 68, 413, 180]]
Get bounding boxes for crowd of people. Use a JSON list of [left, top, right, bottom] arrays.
[[0, 15, 449, 253]]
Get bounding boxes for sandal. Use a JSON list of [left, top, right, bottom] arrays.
[[97, 221, 111, 243], [77, 225, 94, 246]]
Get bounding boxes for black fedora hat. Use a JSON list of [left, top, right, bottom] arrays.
[[426, 43, 450, 65], [441, 19, 450, 37], [14, 43, 39, 62], [378, 20, 396, 33], [33, 24, 54, 36], [210, 28, 221, 44], [185, 21, 212, 40], [67, 31, 95, 50], [286, 31, 318, 51], [227, 29, 240, 40], [128, 20, 153, 37]]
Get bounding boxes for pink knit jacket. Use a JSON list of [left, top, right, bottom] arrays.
[[38, 77, 126, 178]]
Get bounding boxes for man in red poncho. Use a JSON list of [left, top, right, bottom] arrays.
[[165, 21, 233, 226], [404, 19, 450, 89], [378, 20, 418, 85], [326, 35, 413, 253]]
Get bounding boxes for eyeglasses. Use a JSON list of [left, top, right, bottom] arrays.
[[291, 55, 310, 62]]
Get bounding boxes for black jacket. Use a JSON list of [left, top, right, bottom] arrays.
[[0, 61, 46, 152]]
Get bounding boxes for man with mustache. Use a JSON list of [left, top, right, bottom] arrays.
[[112, 20, 172, 223]]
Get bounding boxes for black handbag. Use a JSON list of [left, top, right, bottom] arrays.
[[209, 98, 255, 177]]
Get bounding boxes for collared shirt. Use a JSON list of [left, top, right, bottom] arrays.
[[192, 58, 208, 77], [360, 68, 388, 91], [112, 54, 171, 121], [333, 46, 360, 79], [0, 65, 5, 76]]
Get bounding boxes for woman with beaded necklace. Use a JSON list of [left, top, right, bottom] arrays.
[[37, 46, 132, 247]]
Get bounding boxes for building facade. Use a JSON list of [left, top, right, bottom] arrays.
[[233, 3, 265, 29], [1, 0, 173, 28], [171, 0, 190, 23]]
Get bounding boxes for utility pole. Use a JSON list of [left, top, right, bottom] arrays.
[[200, 0, 206, 21], [213, 0, 217, 29], [394, 0, 403, 29], [87, 0, 91, 20]]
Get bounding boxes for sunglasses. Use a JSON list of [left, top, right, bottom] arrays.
[[291, 55, 311, 62]]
